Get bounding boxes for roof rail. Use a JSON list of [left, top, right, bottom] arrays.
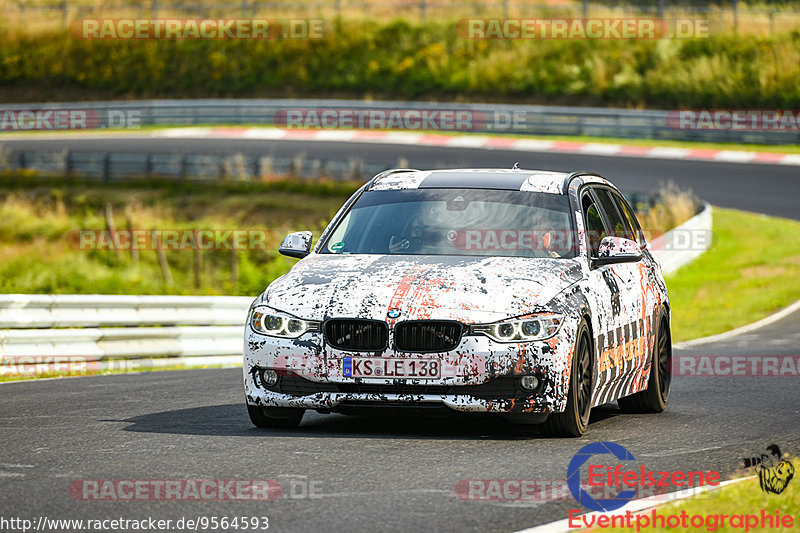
[[366, 168, 420, 190], [560, 171, 606, 194]]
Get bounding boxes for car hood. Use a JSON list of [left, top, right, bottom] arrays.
[[259, 254, 584, 323]]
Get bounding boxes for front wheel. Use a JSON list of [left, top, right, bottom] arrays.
[[618, 313, 671, 413], [544, 320, 593, 437], [247, 404, 305, 428]]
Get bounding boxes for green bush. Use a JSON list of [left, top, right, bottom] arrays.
[[1, 22, 799, 108]]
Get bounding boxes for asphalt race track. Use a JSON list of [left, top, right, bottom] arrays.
[[1, 134, 799, 532]]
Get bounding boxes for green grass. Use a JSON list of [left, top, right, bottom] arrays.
[[599, 467, 798, 532], [666, 208, 800, 342], [1, 22, 800, 109]]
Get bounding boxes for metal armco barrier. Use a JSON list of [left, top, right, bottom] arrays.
[[0, 295, 253, 365], [0, 149, 386, 182], [649, 203, 712, 276], [1, 99, 797, 144]]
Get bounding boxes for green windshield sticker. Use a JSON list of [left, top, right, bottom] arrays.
[[331, 241, 345, 251]]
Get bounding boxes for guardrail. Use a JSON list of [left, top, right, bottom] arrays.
[[1, 99, 797, 145], [0, 294, 252, 328], [0, 295, 253, 376], [0, 148, 386, 182], [649, 202, 712, 276]]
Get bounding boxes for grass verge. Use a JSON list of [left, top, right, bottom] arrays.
[[666, 208, 800, 342]]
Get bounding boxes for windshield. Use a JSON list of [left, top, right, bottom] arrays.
[[321, 188, 576, 258]]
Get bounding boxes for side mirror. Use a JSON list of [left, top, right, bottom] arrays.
[[278, 231, 313, 259], [592, 236, 642, 267]]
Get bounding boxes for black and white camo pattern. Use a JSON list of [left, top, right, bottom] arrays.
[[244, 170, 670, 418]]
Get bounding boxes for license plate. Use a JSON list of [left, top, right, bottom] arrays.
[[342, 357, 441, 379]]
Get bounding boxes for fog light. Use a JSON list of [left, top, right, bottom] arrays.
[[259, 368, 279, 387], [520, 375, 539, 391]]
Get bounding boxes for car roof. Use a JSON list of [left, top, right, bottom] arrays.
[[367, 168, 611, 194]]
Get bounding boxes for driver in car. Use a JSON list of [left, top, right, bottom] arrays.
[[389, 222, 424, 253]]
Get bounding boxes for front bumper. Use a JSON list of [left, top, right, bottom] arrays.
[[243, 318, 578, 415]]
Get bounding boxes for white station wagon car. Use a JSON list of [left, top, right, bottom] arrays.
[[243, 168, 671, 436]]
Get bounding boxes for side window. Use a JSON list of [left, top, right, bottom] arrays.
[[595, 189, 635, 242], [581, 193, 606, 256], [613, 192, 645, 246]]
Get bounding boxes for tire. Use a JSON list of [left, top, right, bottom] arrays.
[[247, 404, 305, 428], [544, 320, 593, 437], [618, 313, 671, 413]]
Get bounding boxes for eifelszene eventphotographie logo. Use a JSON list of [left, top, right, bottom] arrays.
[[567, 441, 720, 512]]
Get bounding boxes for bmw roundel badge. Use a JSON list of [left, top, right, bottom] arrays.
[[387, 309, 401, 319]]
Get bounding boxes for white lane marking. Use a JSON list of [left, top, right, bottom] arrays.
[[155, 128, 212, 138], [714, 150, 757, 163], [483, 501, 548, 508], [646, 147, 691, 159], [446, 136, 493, 148], [242, 128, 288, 139], [0, 463, 35, 468], [579, 143, 623, 155], [779, 154, 800, 166], [313, 130, 358, 141], [379, 132, 423, 144], [510, 139, 556, 152], [514, 476, 754, 533], [675, 297, 800, 348]]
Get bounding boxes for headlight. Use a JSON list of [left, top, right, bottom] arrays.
[[470, 315, 564, 342], [249, 307, 321, 338]]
